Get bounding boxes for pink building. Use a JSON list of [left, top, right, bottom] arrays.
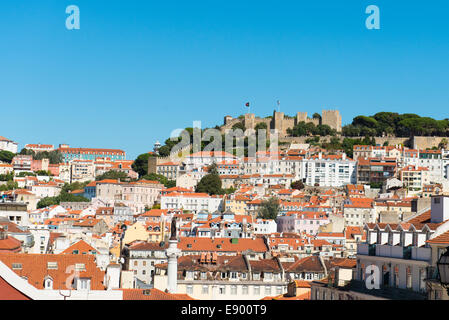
[[276, 211, 329, 235]]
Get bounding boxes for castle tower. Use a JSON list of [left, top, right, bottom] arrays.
[[244, 113, 256, 130], [166, 217, 181, 293], [321, 110, 342, 132], [272, 110, 285, 135], [296, 112, 308, 124], [224, 115, 233, 126]]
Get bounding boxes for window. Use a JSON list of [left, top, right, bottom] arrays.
[[186, 285, 193, 294], [77, 278, 90, 291], [75, 263, 86, 272], [253, 285, 260, 295], [44, 278, 53, 290], [12, 263, 22, 270], [265, 286, 271, 295], [202, 285, 209, 294], [219, 286, 226, 295], [201, 272, 207, 280], [242, 285, 249, 295], [231, 285, 237, 295], [47, 262, 58, 270], [276, 286, 282, 295]]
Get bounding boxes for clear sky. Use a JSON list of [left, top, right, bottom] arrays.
[[1, 0, 448, 159]]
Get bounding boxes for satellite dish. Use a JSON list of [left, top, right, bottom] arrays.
[[120, 257, 125, 264]]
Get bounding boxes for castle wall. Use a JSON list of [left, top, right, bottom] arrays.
[[322, 110, 342, 132], [412, 136, 447, 150]]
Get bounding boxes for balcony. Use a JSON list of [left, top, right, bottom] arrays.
[[357, 243, 431, 262]]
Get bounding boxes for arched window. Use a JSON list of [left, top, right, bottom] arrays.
[[44, 276, 53, 290]]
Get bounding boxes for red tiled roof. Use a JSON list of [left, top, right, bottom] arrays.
[[61, 240, 97, 255], [121, 288, 194, 300], [0, 253, 105, 290]]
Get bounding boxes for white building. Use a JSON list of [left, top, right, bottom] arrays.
[[302, 154, 356, 187], [184, 151, 236, 171], [0, 136, 18, 154], [356, 195, 449, 296], [253, 219, 277, 235], [161, 192, 224, 214]]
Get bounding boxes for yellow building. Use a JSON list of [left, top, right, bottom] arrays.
[[224, 195, 251, 215]]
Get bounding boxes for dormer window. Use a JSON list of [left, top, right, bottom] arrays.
[[44, 276, 53, 290]]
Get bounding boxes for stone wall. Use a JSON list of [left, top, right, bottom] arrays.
[[412, 136, 447, 150], [221, 109, 342, 137]]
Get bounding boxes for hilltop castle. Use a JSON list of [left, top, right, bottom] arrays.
[[221, 110, 342, 137]]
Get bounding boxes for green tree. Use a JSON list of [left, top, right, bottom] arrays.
[[291, 180, 305, 190], [195, 165, 222, 195], [0, 151, 15, 164], [34, 151, 63, 164], [35, 170, 53, 176], [37, 193, 89, 209], [0, 172, 14, 182], [141, 172, 176, 188], [312, 113, 322, 121], [0, 181, 18, 192], [132, 153, 151, 177], [439, 138, 448, 149], [255, 122, 268, 131], [19, 148, 35, 156], [96, 170, 129, 181], [61, 181, 90, 193], [158, 145, 171, 157], [17, 172, 36, 177], [258, 197, 280, 220], [232, 122, 246, 131]]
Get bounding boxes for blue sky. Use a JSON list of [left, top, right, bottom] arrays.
[[1, 0, 448, 159]]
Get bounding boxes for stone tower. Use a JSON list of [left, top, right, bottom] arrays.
[[321, 110, 342, 132], [224, 115, 233, 126], [244, 113, 256, 130], [272, 110, 285, 135], [296, 112, 308, 124]]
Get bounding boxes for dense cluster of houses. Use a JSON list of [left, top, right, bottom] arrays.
[[0, 137, 449, 300]]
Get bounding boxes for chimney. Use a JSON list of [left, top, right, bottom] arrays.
[[430, 195, 449, 223]]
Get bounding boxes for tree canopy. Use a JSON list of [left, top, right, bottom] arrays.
[[96, 170, 129, 181], [342, 112, 449, 138], [141, 173, 176, 188], [37, 182, 90, 209], [0, 151, 15, 164], [132, 153, 151, 177], [258, 197, 280, 220], [291, 180, 305, 190], [287, 121, 336, 137]]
